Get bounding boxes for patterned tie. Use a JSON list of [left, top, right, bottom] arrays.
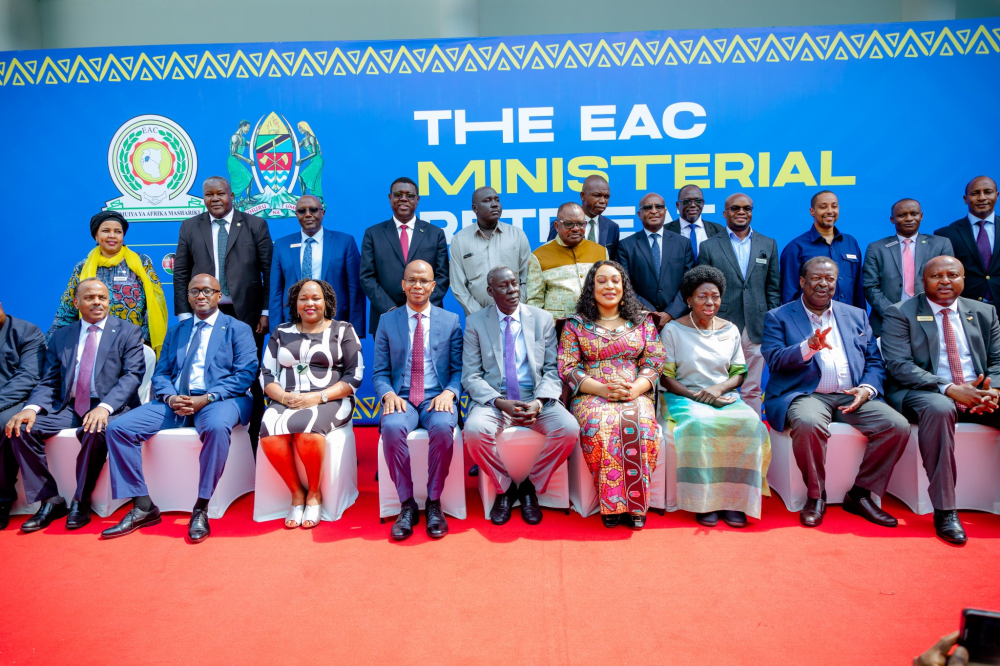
[[399, 224, 410, 262], [503, 316, 521, 401], [587, 218, 597, 242], [74, 324, 100, 417], [976, 220, 992, 271], [214, 219, 230, 296], [902, 238, 915, 298], [409, 313, 425, 406], [178, 321, 208, 395], [689, 224, 699, 261], [940, 310, 968, 411], [302, 236, 316, 280], [649, 232, 661, 276]]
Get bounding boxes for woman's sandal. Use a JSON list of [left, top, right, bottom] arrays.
[[285, 505, 305, 528], [301, 503, 321, 529]]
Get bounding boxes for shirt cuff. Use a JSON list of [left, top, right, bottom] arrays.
[[25, 405, 41, 413], [800, 340, 818, 361], [859, 384, 877, 399], [97, 403, 114, 414], [940, 382, 953, 395], [178, 313, 193, 321], [261, 310, 269, 317]]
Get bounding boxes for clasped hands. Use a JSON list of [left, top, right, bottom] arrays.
[[383, 390, 456, 415], [946, 374, 999, 414], [494, 397, 542, 426], [167, 394, 212, 416], [601, 378, 651, 403]]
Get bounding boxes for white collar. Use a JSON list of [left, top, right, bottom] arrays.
[[496, 303, 522, 323], [192, 309, 220, 328], [729, 228, 753, 242], [682, 217, 704, 229], [81, 316, 108, 332], [897, 233, 919, 245], [405, 303, 432, 318], [968, 212, 996, 225], [301, 228, 323, 244], [643, 226, 665, 238], [212, 208, 235, 225], [393, 216, 417, 229], [801, 297, 833, 321], [926, 298, 959, 316]]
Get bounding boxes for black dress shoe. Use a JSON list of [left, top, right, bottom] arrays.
[[934, 509, 968, 545], [468, 464, 479, 477], [519, 489, 543, 525], [188, 509, 211, 543], [695, 511, 719, 527], [101, 505, 161, 539], [843, 494, 897, 527], [65, 501, 92, 530], [425, 500, 449, 539], [0, 502, 11, 531], [21, 500, 69, 533], [391, 504, 419, 540], [629, 513, 646, 530], [720, 510, 747, 528], [799, 498, 826, 527], [602, 514, 621, 528], [490, 492, 514, 525]]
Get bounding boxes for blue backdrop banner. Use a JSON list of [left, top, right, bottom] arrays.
[[2, 19, 999, 422]]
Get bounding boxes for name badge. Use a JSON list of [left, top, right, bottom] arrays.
[[290, 243, 302, 248], [113, 275, 128, 282], [884, 240, 899, 248], [463, 253, 473, 259], [917, 315, 935, 322], [845, 254, 858, 260], [755, 257, 768, 264]]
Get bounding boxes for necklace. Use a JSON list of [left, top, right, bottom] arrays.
[[689, 313, 717, 338], [598, 312, 621, 321]]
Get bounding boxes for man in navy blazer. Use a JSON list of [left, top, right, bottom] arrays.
[[934, 176, 999, 304], [373, 260, 462, 541], [103, 274, 258, 543], [269, 195, 366, 335], [5, 280, 145, 532], [546, 174, 620, 260], [762, 257, 909, 529]]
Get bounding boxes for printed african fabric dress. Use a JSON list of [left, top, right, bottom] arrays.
[[558, 313, 666, 515], [659, 320, 771, 518], [260, 321, 364, 437]]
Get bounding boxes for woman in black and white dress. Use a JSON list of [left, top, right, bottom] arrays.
[[260, 279, 364, 529]]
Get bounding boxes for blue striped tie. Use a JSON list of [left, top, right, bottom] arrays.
[[302, 237, 316, 279]]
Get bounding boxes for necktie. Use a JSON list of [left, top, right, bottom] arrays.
[[503, 316, 521, 401], [940, 310, 968, 411], [214, 219, 230, 296], [74, 324, 100, 417], [689, 224, 699, 261], [587, 218, 597, 242], [902, 238, 915, 298], [649, 232, 661, 276], [302, 237, 316, 279], [178, 321, 208, 395], [399, 224, 410, 262], [976, 220, 992, 271], [409, 313, 425, 406]]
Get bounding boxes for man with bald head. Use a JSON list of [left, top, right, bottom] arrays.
[[881, 256, 1000, 544], [103, 274, 259, 543], [935, 176, 1000, 305], [863, 198, 954, 336], [665, 184, 726, 262], [528, 202, 608, 319], [546, 175, 620, 260], [617, 192, 695, 329]]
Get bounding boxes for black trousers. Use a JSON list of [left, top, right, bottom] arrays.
[[219, 304, 265, 454], [0, 403, 24, 504]]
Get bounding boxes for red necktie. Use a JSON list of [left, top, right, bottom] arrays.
[[409, 313, 424, 406], [399, 224, 410, 263], [901, 239, 915, 298], [940, 309, 968, 411]]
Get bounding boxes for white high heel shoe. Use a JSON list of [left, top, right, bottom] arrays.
[[301, 503, 321, 529], [285, 505, 305, 528]]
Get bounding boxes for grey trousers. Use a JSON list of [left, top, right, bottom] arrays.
[[463, 401, 579, 494], [740, 328, 764, 418], [785, 393, 910, 500]]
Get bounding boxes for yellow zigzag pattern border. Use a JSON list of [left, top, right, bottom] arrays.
[[2, 25, 999, 86]]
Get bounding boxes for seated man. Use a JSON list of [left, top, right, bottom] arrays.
[[373, 260, 463, 541], [462, 266, 579, 525], [881, 256, 1000, 545], [103, 274, 257, 543], [4, 280, 144, 532], [762, 257, 910, 528]]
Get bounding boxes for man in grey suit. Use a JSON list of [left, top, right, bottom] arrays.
[[863, 198, 954, 336], [665, 184, 726, 262], [697, 193, 780, 417], [462, 265, 579, 526], [881, 255, 1000, 545]]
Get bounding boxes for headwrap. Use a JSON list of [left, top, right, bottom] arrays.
[[89, 211, 130, 238]]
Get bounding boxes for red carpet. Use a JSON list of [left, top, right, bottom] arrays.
[[0, 426, 997, 665]]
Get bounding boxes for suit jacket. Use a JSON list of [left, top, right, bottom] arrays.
[[25, 319, 145, 416], [360, 218, 449, 336], [617, 228, 695, 319], [0, 316, 46, 412], [665, 218, 726, 241], [697, 230, 780, 344], [863, 233, 954, 336], [546, 213, 620, 261], [880, 296, 1000, 411], [371, 305, 463, 401], [151, 312, 258, 424], [761, 299, 885, 432], [935, 218, 1000, 303], [173, 210, 273, 327], [269, 229, 366, 337], [462, 304, 562, 408]]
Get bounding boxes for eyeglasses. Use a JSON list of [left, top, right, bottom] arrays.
[[638, 204, 666, 212], [391, 191, 418, 200], [728, 205, 753, 213], [187, 288, 220, 297], [679, 198, 704, 206], [296, 206, 321, 214], [559, 221, 588, 229], [404, 278, 434, 287]]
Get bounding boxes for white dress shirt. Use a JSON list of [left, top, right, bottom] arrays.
[[643, 227, 664, 263], [175, 309, 220, 394], [496, 304, 532, 390], [393, 216, 417, 238], [210, 207, 235, 305], [28, 317, 114, 415], [927, 298, 976, 391], [968, 211, 996, 251], [799, 300, 877, 398], [681, 217, 708, 250], [729, 228, 754, 278], [403, 303, 439, 394], [300, 229, 324, 280]]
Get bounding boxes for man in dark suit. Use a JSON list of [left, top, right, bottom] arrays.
[[546, 174, 620, 260], [4, 280, 145, 532], [103, 274, 258, 543], [697, 193, 780, 417], [934, 176, 999, 304], [881, 256, 1000, 545], [360, 176, 449, 336], [762, 257, 910, 529], [618, 192, 695, 329], [173, 176, 272, 447], [665, 184, 726, 262], [270, 195, 365, 335], [863, 198, 954, 337], [373, 260, 463, 541], [0, 301, 47, 530]]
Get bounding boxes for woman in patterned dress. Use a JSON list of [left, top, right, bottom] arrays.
[[558, 260, 666, 529], [259, 279, 364, 528], [49, 211, 168, 355]]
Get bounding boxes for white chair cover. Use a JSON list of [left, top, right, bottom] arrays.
[[476, 426, 569, 519], [138, 345, 156, 404], [253, 423, 358, 522], [377, 427, 467, 520]]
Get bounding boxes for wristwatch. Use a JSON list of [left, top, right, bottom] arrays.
[[320, 391, 329, 404], [207, 393, 217, 403]]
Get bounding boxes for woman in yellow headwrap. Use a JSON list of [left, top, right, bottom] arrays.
[[48, 211, 168, 356]]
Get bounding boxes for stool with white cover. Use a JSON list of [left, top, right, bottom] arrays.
[[377, 427, 466, 521], [476, 426, 569, 519]]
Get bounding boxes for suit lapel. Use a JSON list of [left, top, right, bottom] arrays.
[[0, 319, 10, 356], [956, 299, 986, 377], [720, 232, 744, 282], [93, 321, 117, 383], [788, 299, 814, 343], [203, 315, 227, 375], [175, 318, 193, 375], [199, 214, 214, 258], [61, 322, 83, 404], [382, 219, 405, 266], [320, 230, 334, 280], [520, 307, 538, 379], [484, 306, 503, 378], [830, 303, 859, 383], [885, 235, 904, 284], [597, 215, 609, 245], [916, 297, 940, 374], [396, 308, 411, 364], [406, 220, 429, 260], [633, 232, 659, 278], [224, 211, 244, 255], [956, 220, 986, 271]]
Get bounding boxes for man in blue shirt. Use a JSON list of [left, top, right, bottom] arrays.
[[779, 190, 865, 308]]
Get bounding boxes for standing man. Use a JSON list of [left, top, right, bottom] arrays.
[[697, 193, 780, 417], [360, 176, 449, 336], [762, 257, 910, 529], [665, 184, 725, 263], [450, 186, 532, 316], [528, 202, 608, 319], [270, 194, 366, 334], [863, 198, 954, 336], [617, 192, 695, 329], [373, 260, 463, 541], [935, 176, 999, 305], [779, 190, 866, 308], [173, 176, 272, 447], [881, 256, 1000, 544], [546, 174, 620, 260]]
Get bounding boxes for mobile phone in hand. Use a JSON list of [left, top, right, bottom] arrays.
[[960, 608, 1000, 665]]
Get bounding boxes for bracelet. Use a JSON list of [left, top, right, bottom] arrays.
[[281, 391, 287, 407]]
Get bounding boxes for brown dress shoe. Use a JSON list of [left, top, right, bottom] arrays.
[[799, 498, 826, 527]]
